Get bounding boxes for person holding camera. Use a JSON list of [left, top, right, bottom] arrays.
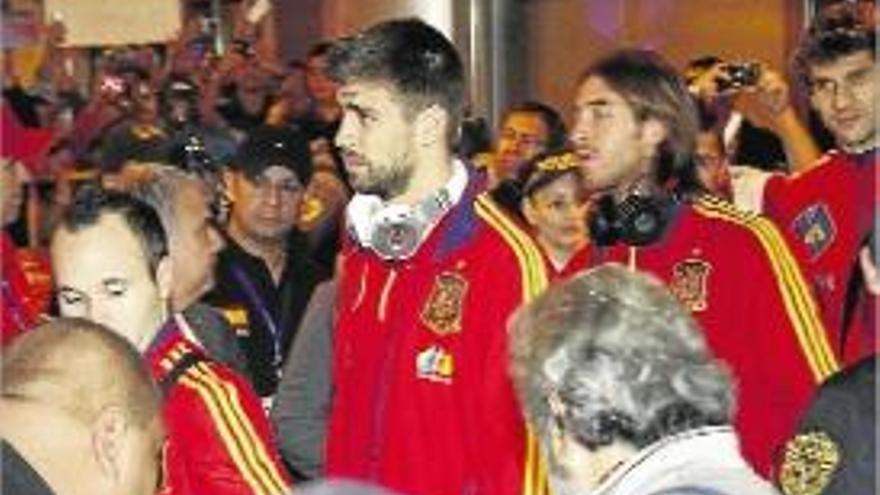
[[685, 55, 822, 176], [570, 48, 837, 476], [736, 5, 877, 365]]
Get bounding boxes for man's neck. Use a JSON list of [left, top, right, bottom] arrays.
[[228, 223, 287, 283], [388, 151, 455, 206], [613, 174, 661, 203]]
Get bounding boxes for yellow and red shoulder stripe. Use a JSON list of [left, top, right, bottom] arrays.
[[693, 195, 839, 381], [167, 346, 289, 495], [475, 193, 549, 495]]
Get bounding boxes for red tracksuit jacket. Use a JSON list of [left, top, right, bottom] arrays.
[[589, 195, 839, 477], [763, 150, 878, 365], [146, 314, 292, 495], [326, 187, 548, 495]]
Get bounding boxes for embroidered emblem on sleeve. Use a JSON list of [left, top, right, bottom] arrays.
[[791, 203, 836, 260], [778, 430, 841, 495]]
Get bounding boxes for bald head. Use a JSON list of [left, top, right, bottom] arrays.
[[2, 317, 160, 427], [1, 318, 164, 495]]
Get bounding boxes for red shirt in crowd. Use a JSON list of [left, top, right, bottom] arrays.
[[763, 150, 878, 365]]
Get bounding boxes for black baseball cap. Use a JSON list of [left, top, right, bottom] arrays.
[[230, 126, 313, 184]]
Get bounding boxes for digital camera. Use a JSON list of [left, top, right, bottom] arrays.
[[717, 62, 761, 91]]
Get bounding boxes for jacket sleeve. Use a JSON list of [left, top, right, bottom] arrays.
[[725, 211, 839, 475], [271, 279, 337, 480], [166, 360, 293, 495], [474, 194, 550, 495]]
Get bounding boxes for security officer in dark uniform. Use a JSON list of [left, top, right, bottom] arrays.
[[205, 126, 329, 404]]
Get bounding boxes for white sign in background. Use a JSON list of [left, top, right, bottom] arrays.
[[44, 0, 182, 47]]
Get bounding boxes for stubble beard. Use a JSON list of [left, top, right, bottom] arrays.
[[353, 156, 415, 201]]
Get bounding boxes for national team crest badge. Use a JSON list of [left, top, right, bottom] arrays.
[[420, 272, 468, 336], [669, 259, 712, 312], [792, 203, 836, 260]]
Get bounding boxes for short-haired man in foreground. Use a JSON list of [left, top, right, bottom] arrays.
[[1, 317, 164, 495], [509, 264, 781, 495], [325, 17, 548, 495], [50, 188, 291, 495]]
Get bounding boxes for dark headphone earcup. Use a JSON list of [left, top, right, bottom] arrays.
[[588, 195, 620, 247], [588, 194, 670, 247], [618, 196, 666, 246]]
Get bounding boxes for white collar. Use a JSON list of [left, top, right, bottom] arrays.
[[591, 426, 745, 495]]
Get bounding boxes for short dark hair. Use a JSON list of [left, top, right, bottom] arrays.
[[504, 101, 569, 153], [327, 18, 466, 135], [794, 4, 876, 85], [579, 49, 699, 191], [55, 187, 168, 278]]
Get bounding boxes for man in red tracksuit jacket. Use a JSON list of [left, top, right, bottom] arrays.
[[570, 49, 838, 476], [50, 188, 292, 495], [324, 19, 549, 495], [764, 151, 877, 363], [757, 11, 878, 365]]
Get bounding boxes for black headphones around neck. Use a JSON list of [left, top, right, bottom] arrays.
[[588, 193, 674, 247]]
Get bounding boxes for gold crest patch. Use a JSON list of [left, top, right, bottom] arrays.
[[420, 272, 468, 336], [669, 259, 712, 312], [778, 430, 841, 495]]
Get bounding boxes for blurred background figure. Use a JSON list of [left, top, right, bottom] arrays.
[[1, 103, 54, 347], [509, 264, 781, 495], [488, 101, 568, 189], [684, 54, 809, 173], [693, 109, 733, 200], [518, 150, 591, 278], [266, 60, 312, 126], [1, 317, 165, 495]]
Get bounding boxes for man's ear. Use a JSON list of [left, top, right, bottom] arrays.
[[156, 255, 173, 303], [413, 104, 448, 148], [639, 118, 668, 150], [91, 406, 130, 482], [222, 170, 238, 203]]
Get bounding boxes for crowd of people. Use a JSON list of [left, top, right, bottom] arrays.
[[1, 1, 877, 495]]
